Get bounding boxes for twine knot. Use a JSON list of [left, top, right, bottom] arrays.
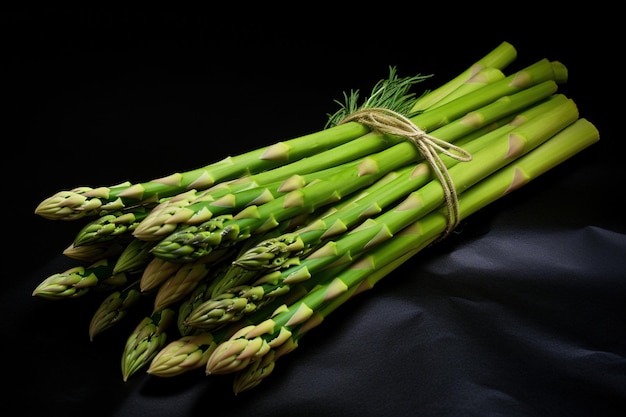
[[340, 107, 472, 238]]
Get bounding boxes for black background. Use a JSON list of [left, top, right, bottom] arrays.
[[2, 6, 625, 417]]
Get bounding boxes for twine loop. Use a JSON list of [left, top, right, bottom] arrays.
[[340, 107, 472, 238]]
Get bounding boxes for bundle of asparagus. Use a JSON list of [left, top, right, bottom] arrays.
[[32, 41, 599, 393]]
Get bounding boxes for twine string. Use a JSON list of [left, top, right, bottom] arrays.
[[340, 107, 472, 238]]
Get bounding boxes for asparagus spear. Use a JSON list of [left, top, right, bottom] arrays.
[[35, 63, 445, 223], [139, 78, 557, 248], [408, 40, 518, 112], [111, 238, 156, 275], [88, 280, 143, 340], [121, 307, 176, 381], [72, 206, 152, 247], [205, 117, 600, 378], [151, 258, 212, 313], [424, 66, 505, 110], [139, 257, 185, 292], [34, 119, 373, 222], [146, 331, 218, 377], [32, 257, 129, 299]]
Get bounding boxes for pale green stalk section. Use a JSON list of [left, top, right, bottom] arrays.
[[408, 58, 564, 132], [453, 118, 600, 218], [426, 67, 505, 110], [205, 117, 600, 378], [409, 41, 517, 112]]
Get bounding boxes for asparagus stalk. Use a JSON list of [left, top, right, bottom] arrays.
[[102, 154, 343, 243], [34, 120, 373, 221], [408, 41, 518, 112], [132, 65, 467, 242], [205, 117, 600, 378], [134, 65, 493, 244], [35, 64, 445, 223], [407, 58, 565, 132], [419, 66, 505, 111]]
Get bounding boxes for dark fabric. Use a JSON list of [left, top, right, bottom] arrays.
[[3, 7, 624, 417]]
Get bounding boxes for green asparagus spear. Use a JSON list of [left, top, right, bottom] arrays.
[[89, 280, 144, 340], [32, 258, 129, 299], [121, 307, 177, 381]]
